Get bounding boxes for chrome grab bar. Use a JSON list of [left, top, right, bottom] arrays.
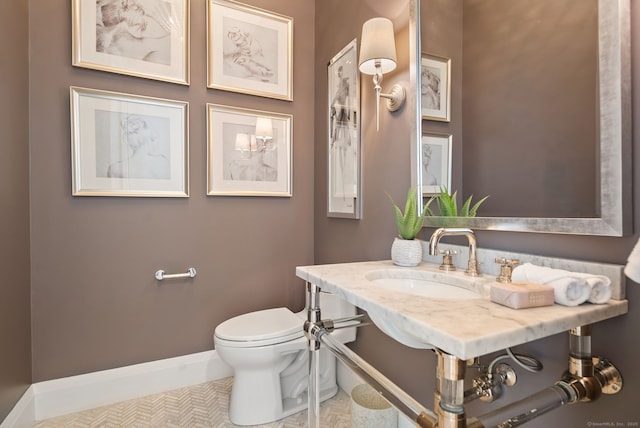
[[154, 267, 197, 281]]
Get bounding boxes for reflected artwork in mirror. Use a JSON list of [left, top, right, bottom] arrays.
[[415, 0, 631, 236]]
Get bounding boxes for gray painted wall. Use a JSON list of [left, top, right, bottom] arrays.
[[27, 0, 315, 382], [0, 0, 32, 421], [2, 1, 639, 426]]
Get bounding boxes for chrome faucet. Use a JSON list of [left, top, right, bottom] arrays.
[[428, 227, 480, 276]]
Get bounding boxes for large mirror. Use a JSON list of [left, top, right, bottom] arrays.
[[415, 0, 631, 236]]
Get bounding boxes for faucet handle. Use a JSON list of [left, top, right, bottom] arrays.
[[495, 258, 520, 283], [439, 249, 458, 271]]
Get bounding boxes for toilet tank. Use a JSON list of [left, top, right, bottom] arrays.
[[304, 290, 357, 344]]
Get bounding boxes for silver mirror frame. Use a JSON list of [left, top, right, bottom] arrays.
[[410, 0, 422, 202], [418, 0, 631, 236]]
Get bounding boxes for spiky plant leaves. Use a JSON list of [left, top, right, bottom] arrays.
[[460, 195, 473, 217], [469, 195, 489, 217], [387, 188, 429, 240], [437, 187, 457, 216], [434, 187, 488, 217]]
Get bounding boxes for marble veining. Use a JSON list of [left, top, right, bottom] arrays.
[[296, 259, 628, 360], [421, 243, 628, 299]]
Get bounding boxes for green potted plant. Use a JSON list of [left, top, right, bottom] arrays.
[[430, 187, 489, 217], [387, 187, 432, 266]]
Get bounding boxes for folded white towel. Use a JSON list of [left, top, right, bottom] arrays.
[[624, 237, 640, 283], [511, 263, 591, 307], [571, 272, 612, 304]]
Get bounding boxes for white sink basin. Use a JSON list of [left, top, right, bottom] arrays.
[[363, 269, 484, 349], [369, 277, 481, 300]]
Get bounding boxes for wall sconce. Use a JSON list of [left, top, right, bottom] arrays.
[[234, 118, 275, 158], [234, 133, 254, 158], [358, 17, 406, 131], [255, 117, 275, 150]]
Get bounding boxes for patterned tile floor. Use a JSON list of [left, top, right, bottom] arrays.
[[33, 377, 352, 428]]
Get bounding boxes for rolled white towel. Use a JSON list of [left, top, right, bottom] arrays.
[[511, 263, 591, 307], [571, 272, 612, 304]]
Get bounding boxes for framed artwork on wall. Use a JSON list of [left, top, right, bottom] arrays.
[[207, 104, 292, 197], [421, 53, 451, 121], [207, 0, 293, 101], [422, 132, 452, 196], [70, 86, 189, 197], [72, 0, 190, 85], [327, 39, 361, 219]]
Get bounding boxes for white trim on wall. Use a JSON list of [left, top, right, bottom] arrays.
[[0, 387, 35, 428], [1, 350, 232, 427], [0, 350, 390, 428]]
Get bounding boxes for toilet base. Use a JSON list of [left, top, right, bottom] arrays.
[[228, 347, 338, 426], [282, 383, 338, 418]]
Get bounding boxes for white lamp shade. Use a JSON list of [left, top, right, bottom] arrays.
[[358, 17, 397, 75], [235, 133, 251, 151], [255, 117, 273, 139]]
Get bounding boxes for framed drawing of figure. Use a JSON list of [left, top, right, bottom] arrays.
[[421, 53, 451, 121], [207, 0, 293, 101], [422, 133, 452, 196], [72, 0, 190, 85], [70, 86, 189, 197], [327, 39, 361, 219]]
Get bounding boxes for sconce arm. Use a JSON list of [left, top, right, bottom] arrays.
[[380, 84, 406, 112], [371, 67, 405, 130]]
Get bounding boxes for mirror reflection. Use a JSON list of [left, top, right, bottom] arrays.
[[417, 0, 630, 235]]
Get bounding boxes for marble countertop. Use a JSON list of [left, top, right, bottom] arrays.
[[296, 260, 629, 360]]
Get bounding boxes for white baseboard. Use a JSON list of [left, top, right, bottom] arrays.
[[1, 350, 232, 427], [0, 387, 35, 428], [2, 350, 364, 428]]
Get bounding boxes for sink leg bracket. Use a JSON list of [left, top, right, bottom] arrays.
[[303, 282, 437, 428], [303, 282, 622, 428]]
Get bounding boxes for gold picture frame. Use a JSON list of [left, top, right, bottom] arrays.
[[207, 104, 292, 197], [72, 0, 190, 85], [207, 0, 293, 101], [70, 86, 189, 197], [421, 53, 451, 122]]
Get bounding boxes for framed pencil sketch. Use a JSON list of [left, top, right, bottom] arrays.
[[422, 133, 452, 195], [327, 39, 361, 219], [421, 53, 451, 121], [72, 0, 190, 85], [70, 86, 189, 197], [207, 104, 292, 197], [207, 0, 293, 101]]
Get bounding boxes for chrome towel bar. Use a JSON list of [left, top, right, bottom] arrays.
[[154, 267, 197, 281]]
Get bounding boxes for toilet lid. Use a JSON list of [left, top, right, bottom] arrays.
[[215, 307, 304, 344]]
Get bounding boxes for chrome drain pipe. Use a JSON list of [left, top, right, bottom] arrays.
[[469, 325, 623, 428], [468, 382, 575, 428]]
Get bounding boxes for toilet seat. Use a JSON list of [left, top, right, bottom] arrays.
[[214, 307, 305, 348]]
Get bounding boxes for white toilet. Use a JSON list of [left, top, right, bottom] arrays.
[[214, 292, 357, 426]]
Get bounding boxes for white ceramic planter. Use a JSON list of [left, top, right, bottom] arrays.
[[391, 238, 422, 267]]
